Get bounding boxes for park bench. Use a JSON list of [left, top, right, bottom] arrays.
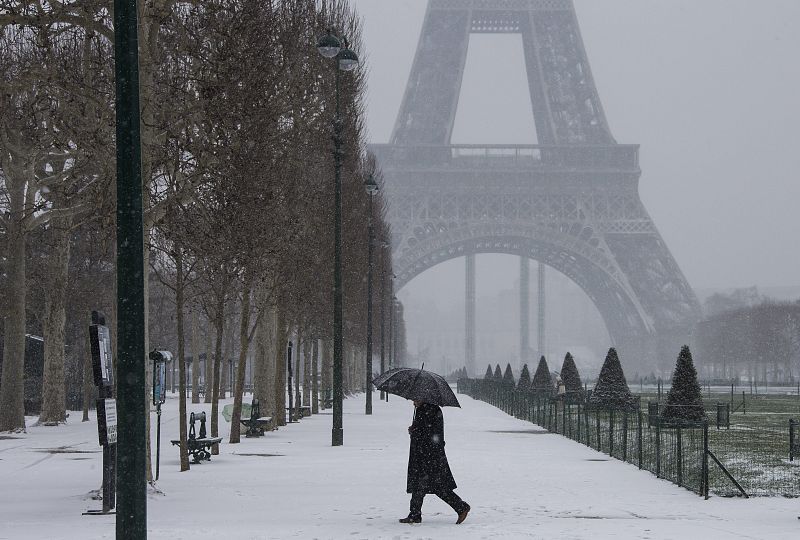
[[170, 411, 222, 464], [240, 398, 274, 437], [286, 405, 311, 422]]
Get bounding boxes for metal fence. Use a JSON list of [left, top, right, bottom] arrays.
[[458, 379, 800, 498]]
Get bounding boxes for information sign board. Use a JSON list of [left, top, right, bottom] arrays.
[[97, 398, 117, 446]]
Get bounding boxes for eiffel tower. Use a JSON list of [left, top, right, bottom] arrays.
[[371, 0, 701, 374]]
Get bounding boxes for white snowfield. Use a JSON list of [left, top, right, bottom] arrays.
[[1, 392, 797, 540]]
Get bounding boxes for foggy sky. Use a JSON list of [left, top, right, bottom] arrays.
[[351, 0, 800, 296]]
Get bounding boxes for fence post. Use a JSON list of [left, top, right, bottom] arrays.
[[585, 403, 590, 446], [790, 419, 797, 462], [577, 402, 582, 441], [622, 410, 628, 462], [677, 426, 683, 487], [609, 410, 615, 457], [637, 410, 643, 470], [656, 421, 661, 478], [703, 420, 709, 499], [742, 391, 746, 415], [596, 411, 601, 450]]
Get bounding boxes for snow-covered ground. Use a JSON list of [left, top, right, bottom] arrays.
[[1, 392, 798, 540]]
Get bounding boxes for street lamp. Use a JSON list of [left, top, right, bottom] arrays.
[[364, 174, 379, 415], [316, 29, 360, 446], [114, 0, 146, 535]]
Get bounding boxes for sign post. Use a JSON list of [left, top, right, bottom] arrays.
[[85, 311, 116, 515], [149, 350, 172, 481]]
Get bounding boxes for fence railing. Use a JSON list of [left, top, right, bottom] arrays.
[[458, 378, 709, 496], [459, 379, 800, 498]]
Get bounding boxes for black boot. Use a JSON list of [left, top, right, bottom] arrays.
[[399, 515, 421, 524], [456, 503, 471, 524]]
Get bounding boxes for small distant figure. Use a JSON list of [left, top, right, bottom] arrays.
[[400, 400, 470, 525]]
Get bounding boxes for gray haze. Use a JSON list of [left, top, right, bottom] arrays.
[[351, 0, 800, 370]]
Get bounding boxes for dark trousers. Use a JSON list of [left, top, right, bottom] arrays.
[[410, 490, 467, 518]]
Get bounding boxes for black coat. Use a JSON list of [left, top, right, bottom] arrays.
[[407, 403, 457, 494]]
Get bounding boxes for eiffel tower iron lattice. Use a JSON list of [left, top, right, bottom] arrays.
[[371, 0, 701, 374]]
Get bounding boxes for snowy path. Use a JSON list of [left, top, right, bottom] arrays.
[[1, 392, 797, 539]]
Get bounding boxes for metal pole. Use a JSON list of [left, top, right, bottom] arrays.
[[379, 253, 386, 401], [155, 404, 161, 481], [114, 0, 146, 535], [332, 66, 344, 446], [365, 195, 374, 415]]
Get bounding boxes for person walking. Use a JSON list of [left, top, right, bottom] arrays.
[[400, 400, 470, 524]]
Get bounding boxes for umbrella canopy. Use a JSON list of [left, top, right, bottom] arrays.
[[373, 367, 460, 407]]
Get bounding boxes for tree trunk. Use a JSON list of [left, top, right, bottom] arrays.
[[175, 248, 190, 471], [82, 326, 93, 422], [321, 339, 333, 410], [191, 308, 200, 404], [343, 342, 351, 395], [273, 306, 287, 426], [0, 177, 28, 432], [210, 285, 226, 454], [303, 336, 311, 407], [311, 337, 319, 414], [254, 294, 275, 417], [294, 326, 302, 409], [204, 317, 213, 404], [229, 277, 253, 444], [219, 321, 230, 400], [39, 220, 73, 425]]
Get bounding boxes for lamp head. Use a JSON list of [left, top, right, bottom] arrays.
[[317, 30, 341, 58], [364, 174, 379, 195], [337, 46, 359, 71]]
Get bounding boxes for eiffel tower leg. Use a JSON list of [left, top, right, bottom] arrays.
[[538, 263, 546, 359], [520, 257, 530, 366], [466, 255, 476, 376]]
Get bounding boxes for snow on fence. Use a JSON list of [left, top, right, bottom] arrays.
[[458, 379, 800, 498]]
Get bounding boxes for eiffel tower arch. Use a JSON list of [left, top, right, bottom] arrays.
[[371, 0, 701, 375]]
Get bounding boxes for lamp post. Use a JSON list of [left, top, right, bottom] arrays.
[[316, 30, 359, 446], [114, 0, 146, 536], [364, 175, 379, 415]]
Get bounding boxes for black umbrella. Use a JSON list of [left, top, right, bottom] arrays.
[[373, 366, 460, 407]]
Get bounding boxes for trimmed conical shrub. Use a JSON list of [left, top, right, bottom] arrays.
[[493, 364, 503, 381], [531, 356, 553, 396], [560, 352, 584, 403], [484, 365, 493, 380], [518, 364, 532, 390], [662, 346, 706, 423], [589, 348, 637, 411], [502, 363, 515, 387]]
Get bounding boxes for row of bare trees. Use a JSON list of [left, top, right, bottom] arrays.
[[693, 301, 800, 383], [0, 0, 405, 472]]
